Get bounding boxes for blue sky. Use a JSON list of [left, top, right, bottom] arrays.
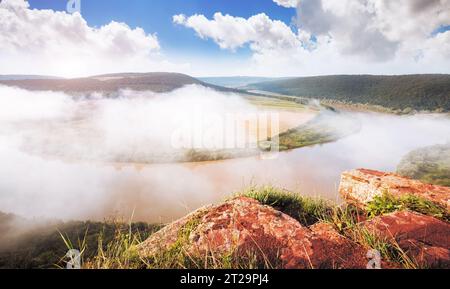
[[28, 0, 296, 61], [1, 0, 448, 77]]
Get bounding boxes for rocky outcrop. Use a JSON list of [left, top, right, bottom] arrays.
[[138, 197, 368, 269], [361, 211, 450, 268], [139, 169, 450, 269], [339, 169, 450, 210]]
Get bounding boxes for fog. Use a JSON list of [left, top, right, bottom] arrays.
[[0, 84, 449, 224], [0, 84, 262, 222], [0, 85, 262, 164]]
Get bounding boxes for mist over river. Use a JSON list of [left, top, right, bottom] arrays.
[[1, 85, 449, 223]]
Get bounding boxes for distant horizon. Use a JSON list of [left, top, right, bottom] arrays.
[[1, 72, 450, 80]]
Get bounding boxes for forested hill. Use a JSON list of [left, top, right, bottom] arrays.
[[245, 75, 450, 112]]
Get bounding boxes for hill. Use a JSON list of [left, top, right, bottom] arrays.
[[199, 76, 278, 88], [0, 72, 205, 94], [0, 75, 62, 81], [244, 75, 450, 112], [0, 72, 253, 95], [397, 143, 450, 187]]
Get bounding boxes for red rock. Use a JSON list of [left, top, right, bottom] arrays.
[[139, 197, 369, 269], [137, 205, 213, 256], [301, 223, 368, 269], [188, 197, 310, 260], [361, 211, 450, 268], [339, 169, 450, 210]]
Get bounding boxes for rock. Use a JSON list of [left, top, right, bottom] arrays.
[[361, 211, 450, 268], [187, 197, 313, 268], [139, 197, 368, 269], [137, 205, 213, 257], [304, 223, 368, 269], [339, 169, 450, 210], [137, 168, 450, 269]]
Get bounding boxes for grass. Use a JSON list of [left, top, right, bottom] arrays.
[[79, 211, 276, 269], [238, 186, 333, 226], [366, 192, 450, 222], [58, 188, 448, 269], [348, 226, 418, 269], [58, 220, 161, 269], [320, 205, 419, 269], [319, 192, 450, 268], [240, 188, 423, 268], [83, 222, 146, 269]]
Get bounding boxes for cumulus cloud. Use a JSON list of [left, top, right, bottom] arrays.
[[0, 0, 183, 77], [173, 12, 304, 52], [175, 0, 450, 75], [296, 0, 450, 61]]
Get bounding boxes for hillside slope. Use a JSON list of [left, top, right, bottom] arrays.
[[0, 72, 247, 95], [199, 76, 278, 88], [245, 75, 450, 112], [0, 75, 62, 81], [0, 72, 202, 94], [397, 143, 450, 187]]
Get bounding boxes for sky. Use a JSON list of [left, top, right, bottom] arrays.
[[0, 0, 449, 77]]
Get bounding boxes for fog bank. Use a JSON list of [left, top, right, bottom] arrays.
[[0, 85, 449, 223]]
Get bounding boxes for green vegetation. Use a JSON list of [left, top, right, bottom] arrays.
[[245, 74, 450, 112], [397, 143, 450, 187], [276, 124, 339, 151], [319, 205, 419, 268], [366, 192, 450, 222], [84, 211, 276, 269], [270, 111, 359, 151], [0, 215, 160, 269], [238, 186, 332, 226], [244, 95, 309, 111], [82, 222, 151, 269]]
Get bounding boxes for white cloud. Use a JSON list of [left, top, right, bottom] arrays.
[[272, 0, 300, 8], [173, 12, 303, 52], [296, 0, 450, 61], [175, 0, 450, 76], [0, 0, 184, 77]]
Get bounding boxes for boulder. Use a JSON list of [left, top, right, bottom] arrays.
[[138, 197, 368, 269], [361, 211, 450, 268], [339, 169, 450, 210]]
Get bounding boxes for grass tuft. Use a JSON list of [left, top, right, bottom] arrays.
[[238, 186, 333, 226], [366, 192, 449, 222]]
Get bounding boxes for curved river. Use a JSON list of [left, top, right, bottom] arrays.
[[1, 111, 449, 223], [104, 111, 450, 222]]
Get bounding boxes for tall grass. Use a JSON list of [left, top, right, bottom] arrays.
[[320, 205, 419, 269]]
